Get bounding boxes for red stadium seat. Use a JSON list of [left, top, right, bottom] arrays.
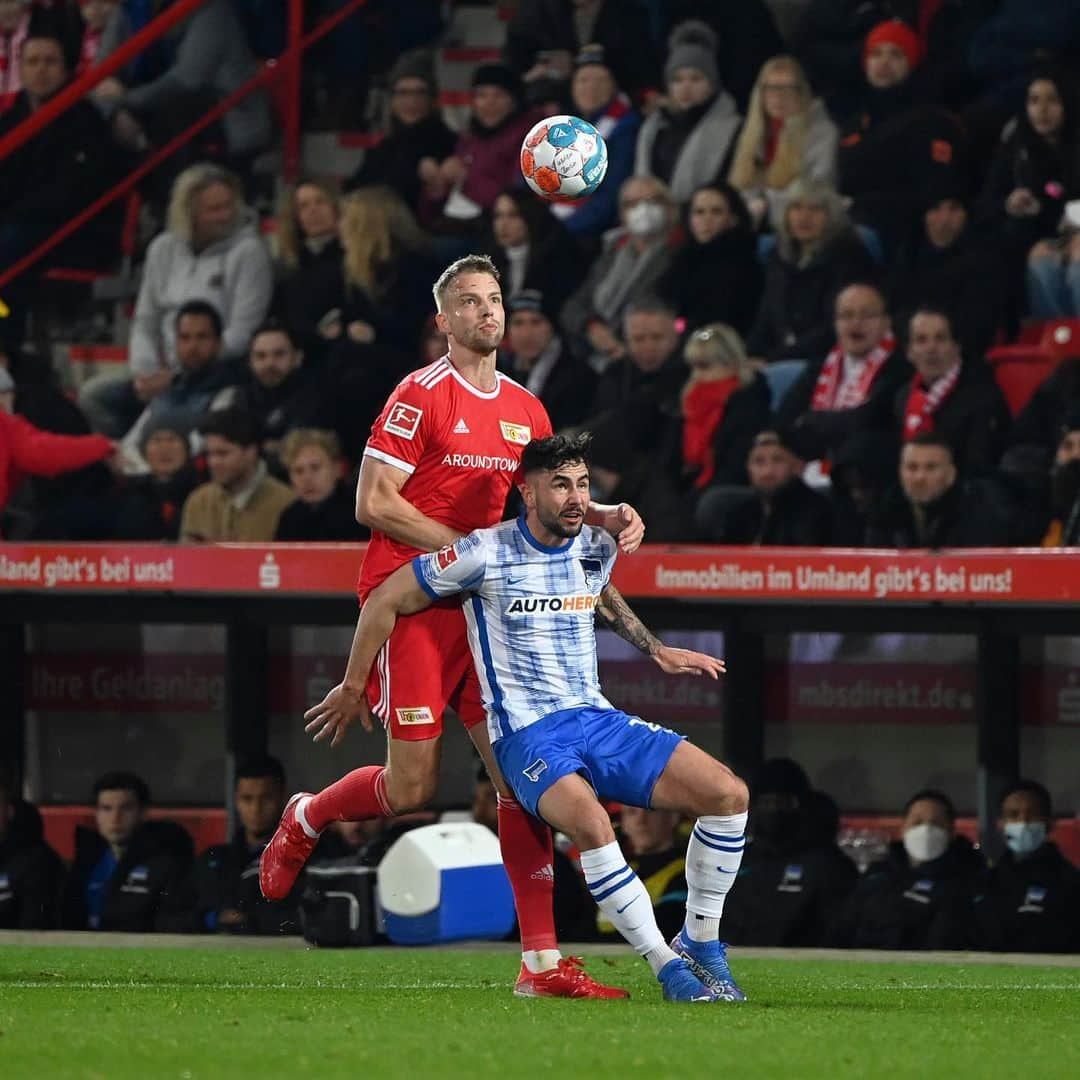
[[991, 354, 1057, 416], [1037, 318, 1080, 359]]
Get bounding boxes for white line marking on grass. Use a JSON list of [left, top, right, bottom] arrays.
[[2, 980, 484, 991]]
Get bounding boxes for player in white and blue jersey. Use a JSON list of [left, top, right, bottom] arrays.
[[304, 433, 751, 1003]]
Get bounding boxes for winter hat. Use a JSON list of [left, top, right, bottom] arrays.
[[139, 411, 192, 456], [388, 48, 437, 96], [664, 20, 719, 88], [574, 43, 611, 73], [471, 63, 524, 105], [863, 19, 921, 72], [507, 288, 556, 325], [0, 367, 13, 394]]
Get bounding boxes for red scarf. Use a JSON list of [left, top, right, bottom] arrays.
[[78, 26, 104, 75], [682, 376, 740, 488], [902, 362, 961, 440], [811, 334, 895, 412]]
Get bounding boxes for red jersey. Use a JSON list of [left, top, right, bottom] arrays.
[[358, 356, 553, 596]]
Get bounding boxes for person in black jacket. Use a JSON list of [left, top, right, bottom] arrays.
[[61, 772, 193, 932], [975, 780, 1080, 953], [184, 755, 338, 935], [274, 428, 368, 542], [829, 788, 985, 950], [0, 773, 64, 929], [746, 180, 874, 363], [775, 281, 908, 464], [499, 290, 595, 432], [655, 182, 763, 336], [696, 428, 832, 545], [866, 433, 1014, 547], [722, 759, 859, 947]]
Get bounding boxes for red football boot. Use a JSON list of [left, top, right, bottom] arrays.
[[513, 956, 630, 999], [259, 792, 318, 900]]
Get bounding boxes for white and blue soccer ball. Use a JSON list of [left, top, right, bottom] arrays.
[[520, 114, 608, 203]]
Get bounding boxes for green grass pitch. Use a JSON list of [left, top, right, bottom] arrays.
[[2, 945, 1078, 1078]]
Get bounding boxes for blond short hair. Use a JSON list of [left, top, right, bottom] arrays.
[[279, 428, 341, 469], [431, 253, 501, 313], [683, 322, 754, 385]]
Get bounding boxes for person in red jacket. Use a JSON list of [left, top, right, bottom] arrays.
[[0, 385, 116, 535]]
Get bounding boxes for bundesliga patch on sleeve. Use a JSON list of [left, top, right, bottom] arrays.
[[500, 420, 531, 446], [435, 545, 459, 571], [384, 402, 423, 440]]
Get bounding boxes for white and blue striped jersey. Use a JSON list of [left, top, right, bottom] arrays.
[[412, 516, 618, 742]]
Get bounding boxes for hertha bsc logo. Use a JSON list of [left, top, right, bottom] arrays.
[[523, 758, 548, 783], [384, 403, 423, 439], [579, 558, 603, 590]]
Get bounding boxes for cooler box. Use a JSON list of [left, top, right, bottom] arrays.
[[377, 822, 516, 945]]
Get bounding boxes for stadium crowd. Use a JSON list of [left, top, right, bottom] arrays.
[[2, 1, 1080, 545], [2, 758, 1077, 952]]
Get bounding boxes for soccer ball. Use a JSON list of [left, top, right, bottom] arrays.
[[520, 115, 608, 203]]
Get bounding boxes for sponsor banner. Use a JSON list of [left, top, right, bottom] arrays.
[[3, 544, 1080, 602]]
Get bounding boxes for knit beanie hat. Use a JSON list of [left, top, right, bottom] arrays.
[[863, 19, 921, 72], [140, 411, 192, 456], [507, 288, 556, 325], [388, 49, 437, 96], [664, 20, 719, 88], [574, 43, 611, 73], [471, 63, 524, 105]]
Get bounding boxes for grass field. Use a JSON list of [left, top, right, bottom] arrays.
[[2, 943, 1079, 1079]]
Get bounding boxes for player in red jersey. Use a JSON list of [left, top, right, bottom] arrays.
[[261, 254, 644, 998]]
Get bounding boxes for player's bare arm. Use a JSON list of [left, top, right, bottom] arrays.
[[596, 582, 726, 678], [355, 456, 462, 552], [585, 501, 645, 554], [304, 564, 435, 746]]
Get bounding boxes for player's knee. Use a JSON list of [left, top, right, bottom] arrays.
[[573, 805, 616, 851], [711, 774, 749, 816], [384, 773, 437, 814]]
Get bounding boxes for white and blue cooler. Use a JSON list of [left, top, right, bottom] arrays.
[[377, 822, 516, 945]]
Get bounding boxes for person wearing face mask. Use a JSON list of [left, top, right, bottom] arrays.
[[974, 781, 1080, 953], [1040, 414, 1080, 547], [655, 182, 763, 336], [721, 759, 858, 947], [828, 789, 984, 950]]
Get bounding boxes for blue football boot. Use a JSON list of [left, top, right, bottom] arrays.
[[670, 931, 747, 1002], [657, 957, 717, 1003]]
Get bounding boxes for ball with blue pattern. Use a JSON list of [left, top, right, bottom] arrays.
[[520, 114, 609, 203]]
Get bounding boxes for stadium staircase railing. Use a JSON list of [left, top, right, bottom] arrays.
[[0, 0, 371, 302]]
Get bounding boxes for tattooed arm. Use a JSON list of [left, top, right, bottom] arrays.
[[596, 583, 726, 678]]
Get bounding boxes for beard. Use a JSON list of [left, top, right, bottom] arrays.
[[457, 324, 503, 354], [537, 504, 585, 539]]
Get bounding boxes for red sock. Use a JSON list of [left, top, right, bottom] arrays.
[[497, 795, 557, 952], [306, 765, 391, 832]]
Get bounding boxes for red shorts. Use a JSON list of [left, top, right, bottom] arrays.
[[364, 600, 486, 742]]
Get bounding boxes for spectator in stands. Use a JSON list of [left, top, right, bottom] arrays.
[[502, 0, 659, 105], [186, 755, 332, 935], [344, 49, 456, 219], [774, 282, 907, 467], [595, 807, 688, 941], [655, 182, 762, 336], [975, 780, 1080, 953], [179, 407, 294, 542], [76, 0, 116, 73], [421, 64, 534, 234], [113, 412, 201, 540], [0, 379, 115, 537], [836, 19, 967, 250], [889, 185, 1007, 360], [122, 300, 241, 465], [828, 429, 898, 545], [746, 181, 874, 364], [1041, 413, 1080, 546], [274, 428, 367, 542], [0, 0, 30, 112], [1011, 359, 1080, 457], [728, 55, 839, 229], [212, 321, 326, 472], [722, 758, 858, 947], [679, 323, 771, 493], [560, 175, 679, 366], [829, 788, 984, 950], [978, 70, 1080, 315], [500, 289, 594, 432], [550, 45, 640, 239], [866, 432, 1013, 547], [695, 428, 832, 545], [94, 0, 270, 164], [0, 771, 64, 928], [633, 21, 742, 205], [892, 306, 1010, 472], [273, 178, 344, 372], [61, 771, 193, 932], [81, 164, 273, 439], [483, 188, 582, 313]]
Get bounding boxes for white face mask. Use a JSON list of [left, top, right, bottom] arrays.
[[1003, 821, 1047, 858], [625, 200, 667, 237], [903, 823, 950, 863]]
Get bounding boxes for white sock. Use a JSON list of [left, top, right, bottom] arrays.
[[294, 795, 320, 840], [684, 812, 747, 939], [522, 949, 563, 974], [580, 841, 675, 975]]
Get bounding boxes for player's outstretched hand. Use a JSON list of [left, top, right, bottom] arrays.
[[609, 503, 645, 554], [303, 682, 373, 747], [652, 645, 725, 679]]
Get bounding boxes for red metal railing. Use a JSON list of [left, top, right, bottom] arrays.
[[0, 0, 370, 293]]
